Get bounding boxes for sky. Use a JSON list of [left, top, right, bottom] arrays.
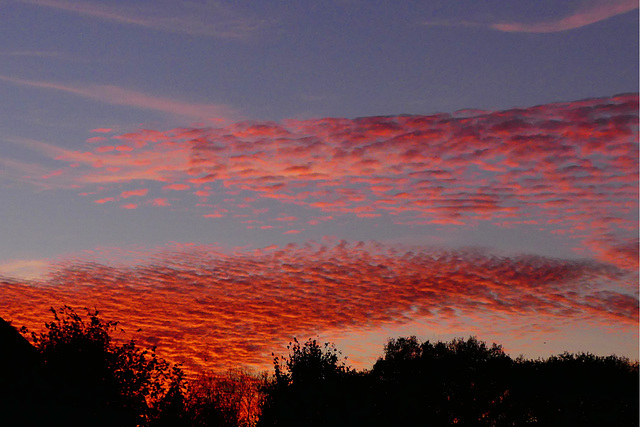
[[0, 0, 638, 373]]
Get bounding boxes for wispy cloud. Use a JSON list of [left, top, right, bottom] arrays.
[[0, 75, 235, 121], [2, 242, 636, 372], [0, 49, 105, 63], [0, 50, 62, 58], [423, 1, 638, 34], [492, 0, 638, 33], [0, 156, 71, 190], [19, 0, 268, 39]]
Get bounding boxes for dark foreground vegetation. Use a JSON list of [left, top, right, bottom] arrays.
[[1, 307, 637, 426]]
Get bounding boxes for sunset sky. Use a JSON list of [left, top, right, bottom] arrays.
[[1, 0, 638, 373]]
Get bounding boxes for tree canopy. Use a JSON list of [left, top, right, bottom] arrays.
[[15, 306, 186, 426], [259, 335, 639, 427], [2, 309, 637, 426]]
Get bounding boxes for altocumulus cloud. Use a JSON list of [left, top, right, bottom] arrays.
[[1, 242, 636, 373], [41, 94, 640, 270]]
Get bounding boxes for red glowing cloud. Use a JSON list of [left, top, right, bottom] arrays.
[[43, 94, 638, 269], [1, 242, 636, 373]]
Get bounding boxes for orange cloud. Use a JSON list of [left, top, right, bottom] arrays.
[[1, 242, 636, 374]]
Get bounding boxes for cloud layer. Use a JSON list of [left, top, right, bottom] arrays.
[[34, 93, 639, 269], [2, 242, 636, 373], [3, 95, 636, 372]]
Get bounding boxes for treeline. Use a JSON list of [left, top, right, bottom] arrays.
[[261, 337, 639, 427], [1, 307, 638, 426]]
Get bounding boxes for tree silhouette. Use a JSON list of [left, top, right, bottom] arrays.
[[507, 351, 639, 426], [5, 308, 637, 427], [0, 317, 48, 426], [272, 337, 350, 387], [259, 338, 354, 426], [24, 306, 187, 426], [260, 335, 638, 426], [370, 336, 513, 425]]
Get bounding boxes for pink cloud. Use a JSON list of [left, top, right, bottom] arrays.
[[163, 183, 190, 191], [22, 94, 640, 269], [95, 146, 115, 153], [120, 188, 148, 198], [86, 136, 108, 143], [203, 213, 224, 218], [120, 203, 138, 209], [150, 198, 171, 207], [492, 0, 638, 33], [94, 197, 115, 204], [308, 216, 334, 226], [274, 216, 298, 222], [41, 169, 64, 179]]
